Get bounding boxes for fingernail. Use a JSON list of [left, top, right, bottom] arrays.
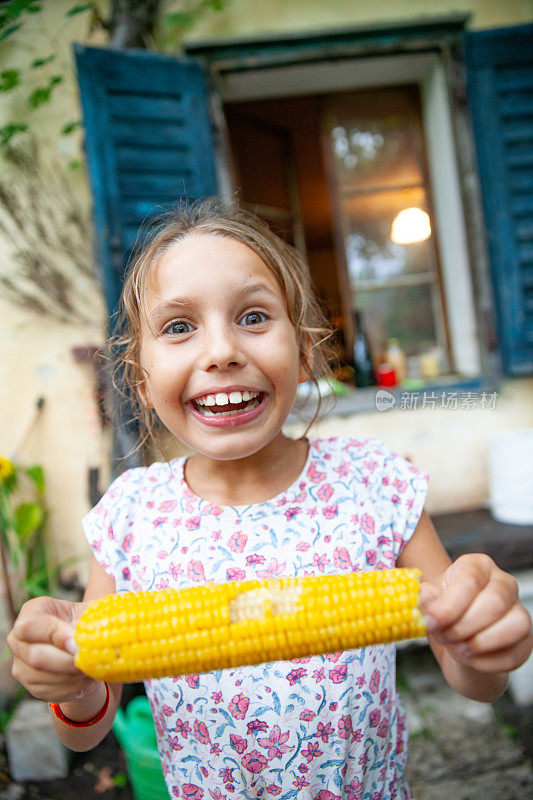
[[424, 614, 439, 632], [65, 637, 76, 655]]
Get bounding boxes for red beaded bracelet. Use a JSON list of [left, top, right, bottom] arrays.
[[49, 682, 110, 728]]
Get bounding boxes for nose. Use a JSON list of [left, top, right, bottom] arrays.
[[198, 322, 247, 372]]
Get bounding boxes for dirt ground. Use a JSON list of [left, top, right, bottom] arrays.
[[0, 729, 134, 800]]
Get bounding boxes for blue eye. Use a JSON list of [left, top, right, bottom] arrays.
[[241, 311, 267, 327], [164, 320, 193, 335]]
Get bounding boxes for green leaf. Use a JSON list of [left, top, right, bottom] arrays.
[[113, 774, 128, 787], [25, 465, 45, 494], [163, 12, 196, 29], [0, 123, 28, 147], [0, 465, 18, 493], [21, 577, 48, 598], [0, 70, 20, 92], [2, 0, 41, 21], [65, 3, 95, 17], [14, 502, 43, 540], [68, 159, 82, 170], [31, 54, 56, 69], [61, 119, 81, 135], [0, 23, 22, 40], [27, 75, 62, 108], [27, 86, 50, 108]]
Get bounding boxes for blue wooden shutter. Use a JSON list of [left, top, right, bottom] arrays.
[[464, 24, 533, 375], [74, 45, 218, 314]]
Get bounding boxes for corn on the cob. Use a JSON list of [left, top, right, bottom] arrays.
[[75, 568, 426, 683]]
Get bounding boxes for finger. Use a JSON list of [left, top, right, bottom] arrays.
[[460, 604, 533, 658], [451, 631, 533, 674], [429, 573, 519, 644], [13, 673, 91, 704], [12, 659, 80, 688], [422, 556, 494, 631], [10, 612, 75, 654], [11, 640, 80, 676]]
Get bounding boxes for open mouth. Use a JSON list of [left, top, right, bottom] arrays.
[[192, 390, 264, 418]]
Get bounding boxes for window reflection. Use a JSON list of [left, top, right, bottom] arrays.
[[325, 86, 450, 381]]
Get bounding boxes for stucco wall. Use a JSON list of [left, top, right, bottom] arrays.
[[286, 378, 533, 515], [184, 0, 533, 41]]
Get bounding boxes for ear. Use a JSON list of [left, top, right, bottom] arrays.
[[298, 336, 314, 383]]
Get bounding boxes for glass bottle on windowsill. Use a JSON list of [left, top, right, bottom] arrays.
[[352, 310, 376, 388]]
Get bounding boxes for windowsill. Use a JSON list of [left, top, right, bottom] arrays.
[[288, 373, 500, 422]]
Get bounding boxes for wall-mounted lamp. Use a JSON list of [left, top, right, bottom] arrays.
[[390, 207, 431, 245]]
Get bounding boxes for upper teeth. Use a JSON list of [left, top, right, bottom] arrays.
[[195, 390, 259, 406]]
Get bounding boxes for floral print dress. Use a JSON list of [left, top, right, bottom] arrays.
[[83, 437, 428, 800]]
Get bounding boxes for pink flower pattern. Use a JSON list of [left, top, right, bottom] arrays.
[[257, 725, 293, 759], [84, 437, 428, 799]]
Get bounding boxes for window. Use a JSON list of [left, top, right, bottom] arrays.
[[219, 53, 481, 387]]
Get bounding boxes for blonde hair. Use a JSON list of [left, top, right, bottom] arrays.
[[112, 198, 336, 449]]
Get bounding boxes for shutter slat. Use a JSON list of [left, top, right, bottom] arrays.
[[518, 244, 533, 266], [112, 120, 191, 148], [511, 196, 533, 216], [108, 93, 185, 119], [516, 222, 533, 242], [499, 96, 533, 117], [496, 67, 533, 93], [507, 147, 533, 168], [508, 168, 533, 193], [116, 145, 189, 171], [117, 173, 193, 197], [501, 120, 533, 143]]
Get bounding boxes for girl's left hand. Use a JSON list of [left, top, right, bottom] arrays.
[[420, 553, 533, 674]]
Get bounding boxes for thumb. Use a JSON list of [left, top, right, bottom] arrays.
[[418, 581, 442, 631], [14, 596, 77, 654], [42, 613, 77, 655]]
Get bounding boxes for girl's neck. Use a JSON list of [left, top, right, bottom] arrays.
[[183, 435, 309, 506]]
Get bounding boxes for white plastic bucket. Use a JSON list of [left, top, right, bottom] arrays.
[[489, 429, 533, 525]]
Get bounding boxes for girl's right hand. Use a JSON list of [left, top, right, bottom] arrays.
[[7, 595, 97, 704]]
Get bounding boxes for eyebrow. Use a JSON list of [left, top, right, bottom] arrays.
[[148, 281, 281, 320]]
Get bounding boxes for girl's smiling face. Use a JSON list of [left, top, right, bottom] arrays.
[[139, 233, 309, 462]]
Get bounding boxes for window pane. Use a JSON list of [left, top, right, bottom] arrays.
[[342, 186, 437, 284], [324, 85, 452, 379], [328, 87, 425, 193], [356, 283, 447, 366]]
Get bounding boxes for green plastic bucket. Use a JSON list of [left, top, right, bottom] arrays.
[[113, 696, 169, 800]]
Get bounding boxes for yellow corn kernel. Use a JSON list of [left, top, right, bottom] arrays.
[[74, 568, 426, 683]]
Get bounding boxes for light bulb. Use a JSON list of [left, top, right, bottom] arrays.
[[390, 207, 431, 244]]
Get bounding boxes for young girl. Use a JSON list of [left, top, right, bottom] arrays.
[[8, 201, 532, 800]]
